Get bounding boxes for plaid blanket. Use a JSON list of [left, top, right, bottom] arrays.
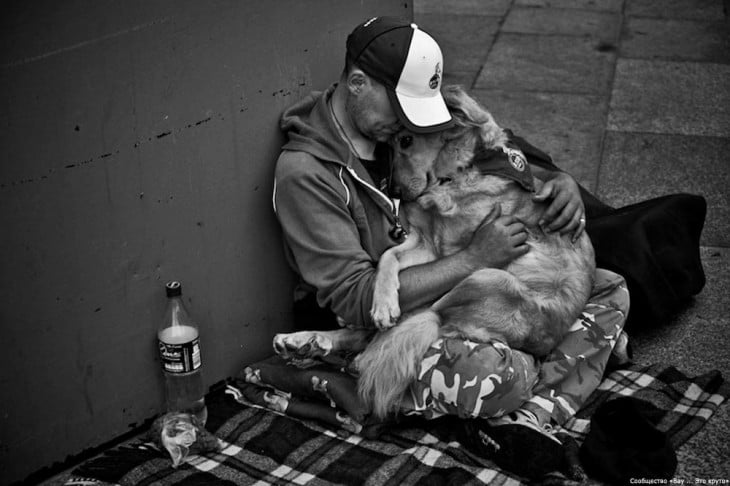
[[65, 364, 728, 486]]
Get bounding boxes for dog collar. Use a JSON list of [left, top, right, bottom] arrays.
[[470, 142, 534, 192]]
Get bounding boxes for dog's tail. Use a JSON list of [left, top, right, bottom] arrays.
[[355, 309, 441, 419]]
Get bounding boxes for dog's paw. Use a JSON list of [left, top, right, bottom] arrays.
[[272, 332, 333, 362], [370, 292, 400, 329]]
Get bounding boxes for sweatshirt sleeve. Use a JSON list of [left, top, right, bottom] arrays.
[[273, 151, 377, 328]]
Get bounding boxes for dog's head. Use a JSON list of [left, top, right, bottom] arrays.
[[390, 85, 507, 201]]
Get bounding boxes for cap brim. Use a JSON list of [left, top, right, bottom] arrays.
[[387, 89, 454, 134]]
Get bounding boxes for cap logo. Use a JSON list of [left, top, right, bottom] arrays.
[[428, 63, 441, 90], [503, 146, 527, 171]]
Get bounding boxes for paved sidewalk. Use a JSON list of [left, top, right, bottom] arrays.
[[415, 0, 729, 479]]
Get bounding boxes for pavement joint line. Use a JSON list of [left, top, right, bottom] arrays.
[[595, 6, 626, 198]]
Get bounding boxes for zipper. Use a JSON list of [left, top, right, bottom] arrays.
[[389, 198, 407, 241], [345, 167, 407, 241], [329, 95, 406, 240]]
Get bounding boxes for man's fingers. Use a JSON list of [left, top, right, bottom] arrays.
[[540, 192, 569, 228], [505, 220, 525, 235], [532, 171, 585, 233], [514, 243, 530, 257], [532, 181, 554, 202], [548, 198, 579, 231], [572, 214, 587, 243], [512, 231, 529, 245], [557, 204, 582, 234]]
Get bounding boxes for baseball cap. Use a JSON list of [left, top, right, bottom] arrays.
[[346, 16, 454, 133]]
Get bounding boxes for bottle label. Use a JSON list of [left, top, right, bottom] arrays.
[[158, 337, 201, 373]]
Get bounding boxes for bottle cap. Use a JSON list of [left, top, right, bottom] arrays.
[[165, 281, 182, 297]]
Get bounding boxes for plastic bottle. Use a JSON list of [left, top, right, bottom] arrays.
[[157, 281, 208, 425]]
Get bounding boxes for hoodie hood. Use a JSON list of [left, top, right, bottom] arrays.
[[273, 86, 404, 328], [280, 85, 352, 168], [278, 84, 397, 216]]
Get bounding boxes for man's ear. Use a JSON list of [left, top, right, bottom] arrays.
[[346, 68, 368, 95]]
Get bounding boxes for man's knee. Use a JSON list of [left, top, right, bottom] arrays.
[[591, 268, 630, 317], [413, 338, 539, 419]]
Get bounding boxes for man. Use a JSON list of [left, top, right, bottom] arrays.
[[273, 16, 628, 466]]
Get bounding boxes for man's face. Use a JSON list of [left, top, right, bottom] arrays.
[[346, 75, 402, 143]]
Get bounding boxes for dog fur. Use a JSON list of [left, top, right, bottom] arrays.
[[355, 85, 596, 418], [274, 85, 595, 420]]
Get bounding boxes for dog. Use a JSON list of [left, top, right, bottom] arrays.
[[274, 85, 595, 420]]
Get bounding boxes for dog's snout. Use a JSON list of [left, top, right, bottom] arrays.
[[400, 180, 427, 202]]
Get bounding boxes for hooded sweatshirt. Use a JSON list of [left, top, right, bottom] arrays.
[[273, 85, 403, 328]]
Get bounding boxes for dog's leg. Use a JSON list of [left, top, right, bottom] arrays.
[[370, 231, 424, 329], [356, 309, 441, 418], [433, 268, 536, 351], [370, 247, 403, 329], [273, 328, 373, 362], [436, 266, 578, 357]]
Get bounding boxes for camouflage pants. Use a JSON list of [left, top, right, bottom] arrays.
[[401, 268, 629, 425]]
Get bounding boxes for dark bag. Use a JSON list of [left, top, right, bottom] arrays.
[[512, 133, 706, 328], [579, 397, 677, 484], [587, 194, 706, 328]]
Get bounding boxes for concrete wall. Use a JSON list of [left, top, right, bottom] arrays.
[[0, 1, 411, 483]]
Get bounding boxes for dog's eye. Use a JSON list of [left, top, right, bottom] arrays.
[[399, 135, 413, 149]]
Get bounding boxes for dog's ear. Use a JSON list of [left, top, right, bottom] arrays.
[[441, 84, 507, 148], [442, 85, 490, 127], [439, 85, 477, 142]]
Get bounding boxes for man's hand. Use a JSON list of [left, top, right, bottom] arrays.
[[397, 204, 528, 313], [532, 172, 586, 242], [465, 204, 530, 268]]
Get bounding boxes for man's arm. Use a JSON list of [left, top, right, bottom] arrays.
[[274, 153, 381, 328], [397, 205, 529, 313]]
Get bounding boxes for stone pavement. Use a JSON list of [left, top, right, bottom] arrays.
[[415, 0, 730, 479]]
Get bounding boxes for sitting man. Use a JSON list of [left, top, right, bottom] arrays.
[[272, 16, 629, 464]]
